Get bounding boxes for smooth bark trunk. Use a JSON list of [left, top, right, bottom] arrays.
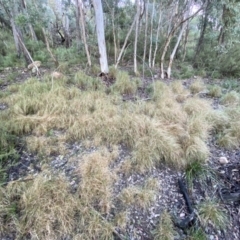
[[167, 23, 187, 78], [134, 0, 141, 75], [142, 0, 149, 76], [152, 4, 162, 68], [79, 0, 91, 66], [115, 15, 137, 68], [148, 0, 155, 68], [93, 0, 108, 73]]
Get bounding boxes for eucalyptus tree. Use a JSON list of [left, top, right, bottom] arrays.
[[92, 0, 109, 73]]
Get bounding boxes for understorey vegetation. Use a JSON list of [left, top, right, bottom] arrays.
[[0, 69, 239, 239], [1, 0, 240, 239]]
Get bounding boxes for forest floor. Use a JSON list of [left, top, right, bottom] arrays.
[[0, 65, 240, 240]]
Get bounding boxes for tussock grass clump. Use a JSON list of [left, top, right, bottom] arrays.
[[215, 107, 240, 149], [189, 79, 205, 94], [108, 65, 118, 79], [185, 160, 213, 188], [119, 182, 157, 210], [184, 97, 212, 116], [19, 173, 78, 239], [72, 70, 104, 91], [170, 81, 184, 94], [1, 77, 215, 170], [153, 210, 177, 240], [170, 81, 190, 103], [220, 91, 240, 106], [209, 110, 230, 133], [198, 200, 227, 230], [113, 70, 137, 95], [26, 135, 67, 156], [208, 85, 222, 98], [77, 150, 116, 214], [0, 172, 79, 239]]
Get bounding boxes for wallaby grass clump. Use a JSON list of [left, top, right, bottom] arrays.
[[190, 79, 205, 94], [198, 199, 227, 230], [1, 72, 238, 238], [185, 160, 214, 188], [112, 70, 137, 95], [1, 75, 215, 170], [119, 178, 159, 210], [0, 172, 78, 239], [77, 149, 117, 214], [220, 91, 240, 106], [212, 107, 240, 149], [207, 85, 222, 98], [71, 70, 104, 91], [153, 210, 177, 240]]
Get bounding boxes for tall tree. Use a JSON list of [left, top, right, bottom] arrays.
[[134, 0, 141, 75], [92, 0, 109, 74]]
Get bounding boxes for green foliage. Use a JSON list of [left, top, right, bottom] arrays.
[[153, 210, 177, 240], [185, 160, 213, 188], [186, 228, 207, 240], [218, 44, 240, 77], [112, 71, 137, 95], [71, 71, 104, 91], [180, 64, 195, 79], [198, 199, 227, 230], [207, 85, 222, 98]]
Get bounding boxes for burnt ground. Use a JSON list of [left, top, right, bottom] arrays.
[[0, 67, 240, 240]]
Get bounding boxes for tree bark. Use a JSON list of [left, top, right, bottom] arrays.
[[152, 3, 162, 68], [115, 14, 137, 68], [75, 0, 82, 50], [167, 23, 187, 78], [42, 27, 58, 67], [142, 0, 149, 76], [78, 0, 91, 66], [134, 0, 141, 75], [193, 0, 210, 66], [93, 0, 109, 73], [10, 17, 21, 57], [160, 6, 202, 79], [148, 0, 155, 68]]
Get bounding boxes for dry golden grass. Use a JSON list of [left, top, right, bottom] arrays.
[[119, 185, 156, 210], [1, 75, 216, 170], [112, 70, 137, 95], [153, 210, 177, 240], [1, 74, 237, 238], [198, 199, 227, 230], [220, 91, 240, 106], [0, 172, 79, 239], [26, 134, 67, 156], [77, 149, 117, 214], [208, 85, 222, 98], [189, 79, 205, 94], [215, 107, 240, 149]]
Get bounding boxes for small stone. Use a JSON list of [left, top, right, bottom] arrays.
[[219, 157, 228, 164], [209, 235, 215, 240], [28, 61, 41, 70], [180, 212, 185, 218], [51, 71, 64, 79]]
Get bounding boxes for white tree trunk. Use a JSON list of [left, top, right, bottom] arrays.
[[10, 17, 21, 57], [167, 0, 194, 78], [148, 0, 155, 68], [134, 0, 141, 75], [152, 4, 162, 68], [167, 24, 186, 78], [79, 0, 91, 66], [115, 15, 137, 68], [93, 0, 109, 73], [142, 0, 149, 76]]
